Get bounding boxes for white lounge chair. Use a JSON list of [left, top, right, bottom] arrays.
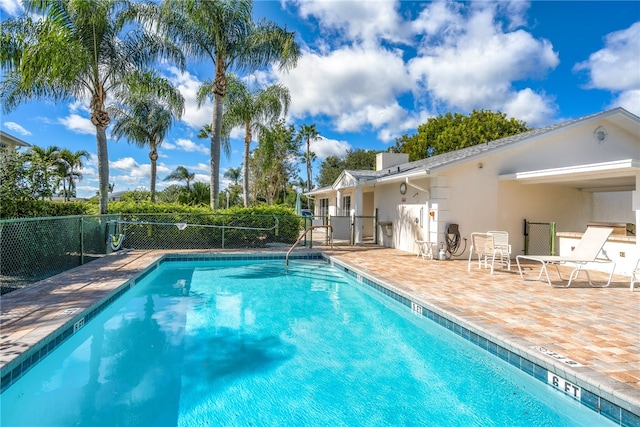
[[468, 232, 510, 274], [516, 227, 615, 288]]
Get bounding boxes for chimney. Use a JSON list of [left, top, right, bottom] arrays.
[[376, 153, 409, 171]]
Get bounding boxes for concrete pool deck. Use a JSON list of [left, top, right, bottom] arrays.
[[0, 246, 638, 422]]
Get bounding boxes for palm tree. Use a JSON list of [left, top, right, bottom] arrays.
[[109, 71, 184, 203], [27, 145, 62, 200], [164, 166, 196, 191], [57, 148, 90, 201], [152, 0, 300, 210], [223, 167, 242, 186], [222, 74, 290, 206], [297, 124, 320, 193], [0, 0, 184, 213]]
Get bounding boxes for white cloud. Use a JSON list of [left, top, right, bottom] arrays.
[[0, 0, 22, 16], [59, 114, 96, 135], [288, 0, 409, 46], [501, 88, 556, 128], [275, 46, 414, 136], [163, 138, 209, 155], [610, 90, 640, 118], [310, 136, 351, 160], [272, 0, 562, 142], [3, 121, 31, 136], [110, 157, 149, 177], [574, 22, 640, 92], [573, 22, 640, 118], [408, 3, 559, 120], [166, 67, 212, 130]]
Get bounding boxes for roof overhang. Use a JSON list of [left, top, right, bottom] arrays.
[[0, 130, 31, 149], [499, 159, 640, 192]]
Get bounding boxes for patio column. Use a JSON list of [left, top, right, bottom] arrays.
[[336, 189, 343, 215], [354, 184, 363, 244]]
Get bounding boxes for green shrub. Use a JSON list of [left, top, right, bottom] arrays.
[[0, 200, 89, 219]]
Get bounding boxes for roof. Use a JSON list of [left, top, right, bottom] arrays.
[[304, 107, 640, 196], [0, 130, 31, 149]]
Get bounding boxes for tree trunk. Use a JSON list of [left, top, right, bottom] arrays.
[[243, 123, 251, 208], [149, 147, 158, 203], [96, 126, 109, 214], [91, 86, 110, 214], [210, 63, 227, 211]]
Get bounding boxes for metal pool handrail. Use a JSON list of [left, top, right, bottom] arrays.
[[286, 225, 333, 266]]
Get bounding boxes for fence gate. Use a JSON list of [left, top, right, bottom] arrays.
[[523, 220, 556, 255]]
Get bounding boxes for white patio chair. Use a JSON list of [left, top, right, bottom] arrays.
[[487, 231, 511, 271], [468, 233, 501, 274]]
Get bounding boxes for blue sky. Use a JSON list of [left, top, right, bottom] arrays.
[[1, 1, 639, 199]]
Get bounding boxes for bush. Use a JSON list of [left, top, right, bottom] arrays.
[[0, 199, 89, 219], [108, 203, 302, 249]]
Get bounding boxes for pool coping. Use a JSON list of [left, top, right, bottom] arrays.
[[0, 250, 638, 426]]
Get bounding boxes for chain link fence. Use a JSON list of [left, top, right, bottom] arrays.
[[1, 213, 303, 295], [0, 215, 119, 294]]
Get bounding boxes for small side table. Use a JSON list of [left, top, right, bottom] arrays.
[[415, 240, 434, 260]]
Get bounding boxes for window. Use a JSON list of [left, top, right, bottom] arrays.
[[342, 195, 351, 216], [319, 198, 329, 217]]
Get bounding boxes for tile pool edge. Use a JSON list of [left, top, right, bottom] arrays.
[[324, 254, 640, 426]]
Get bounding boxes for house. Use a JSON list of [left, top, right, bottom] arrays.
[[0, 130, 31, 150], [305, 107, 640, 275]]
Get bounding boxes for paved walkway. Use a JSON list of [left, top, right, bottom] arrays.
[[1, 246, 638, 420]]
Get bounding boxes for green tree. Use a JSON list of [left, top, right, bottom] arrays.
[[57, 148, 90, 201], [317, 149, 378, 187], [164, 166, 196, 190], [0, 149, 31, 211], [157, 184, 184, 204], [222, 74, 290, 207], [27, 145, 62, 200], [223, 167, 242, 186], [296, 124, 320, 192], [251, 120, 298, 204], [395, 110, 530, 161], [109, 71, 185, 202], [0, 0, 183, 213], [178, 181, 210, 206], [152, 0, 300, 211]]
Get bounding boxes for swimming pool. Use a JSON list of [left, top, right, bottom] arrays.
[[0, 257, 616, 426]]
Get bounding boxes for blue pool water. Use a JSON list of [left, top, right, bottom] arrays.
[[1, 259, 614, 426]]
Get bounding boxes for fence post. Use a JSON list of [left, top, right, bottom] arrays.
[[375, 209, 379, 245], [550, 222, 556, 256], [80, 216, 84, 265], [523, 219, 529, 255]]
